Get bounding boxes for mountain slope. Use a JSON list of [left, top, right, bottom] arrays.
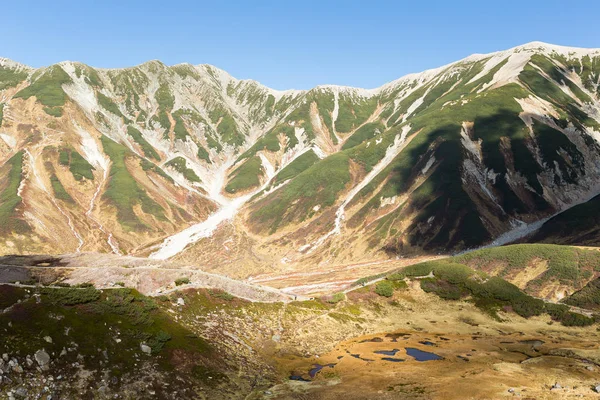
[[1, 42, 600, 273]]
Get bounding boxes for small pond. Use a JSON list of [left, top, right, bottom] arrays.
[[405, 347, 443, 361]]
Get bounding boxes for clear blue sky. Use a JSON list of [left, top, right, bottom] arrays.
[[2, 0, 599, 90]]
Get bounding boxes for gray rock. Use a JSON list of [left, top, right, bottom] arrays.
[[140, 344, 152, 354], [551, 383, 562, 390], [34, 350, 51, 369], [176, 297, 185, 306], [594, 384, 600, 393], [43, 336, 53, 343]]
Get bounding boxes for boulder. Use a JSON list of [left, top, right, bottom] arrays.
[[140, 344, 152, 354], [34, 350, 51, 369]]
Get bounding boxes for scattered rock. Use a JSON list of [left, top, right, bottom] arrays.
[[594, 384, 600, 393], [44, 336, 53, 343], [140, 344, 152, 354], [34, 350, 51, 369], [177, 298, 185, 306], [551, 382, 562, 390]]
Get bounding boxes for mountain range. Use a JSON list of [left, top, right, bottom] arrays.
[[1, 41, 600, 278]]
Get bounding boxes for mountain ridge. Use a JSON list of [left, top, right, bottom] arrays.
[[3, 41, 599, 94], [1, 41, 600, 277]]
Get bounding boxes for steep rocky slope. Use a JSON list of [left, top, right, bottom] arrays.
[[1, 42, 600, 273]]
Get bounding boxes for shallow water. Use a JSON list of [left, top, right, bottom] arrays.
[[289, 375, 310, 382], [405, 347, 443, 361], [308, 363, 336, 378], [381, 357, 404, 362]]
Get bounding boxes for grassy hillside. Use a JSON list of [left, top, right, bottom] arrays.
[[14, 66, 72, 116], [0, 151, 29, 234], [271, 150, 319, 185], [369, 246, 598, 326], [101, 136, 165, 231], [454, 244, 600, 289], [59, 147, 96, 181], [0, 65, 28, 90], [225, 156, 263, 194], [126, 126, 160, 161], [165, 156, 201, 183], [0, 284, 235, 398], [249, 153, 351, 233]]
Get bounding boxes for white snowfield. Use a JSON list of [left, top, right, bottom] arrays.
[[149, 194, 250, 260]]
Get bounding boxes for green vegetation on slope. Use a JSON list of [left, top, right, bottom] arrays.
[[0, 151, 29, 234], [152, 83, 174, 133], [238, 124, 298, 161], [165, 156, 201, 183], [74, 64, 102, 87], [385, 254, 595, 326], [101, 136, 165, 231], [342, 121, 386, 150], [225, 156, 263, 193], [350, 83, 549, 251], [565, 278, 600, 311], [0, 103, 4, 127], [14, 66, 72, 116], [250, 153, 351, 233], [271, 150, 319, 185], [139, 159, 173, 183], [97, 92, 127, 120], [50, 174, 75, 204], [454, 244, 600, 287], [0, 66, 28, 91], [209, 106, 244, 146], [59, 148, 95, 181], [335, 94, 378, 133], [126, 126, 160, 161], [0, 285, 224, 397]]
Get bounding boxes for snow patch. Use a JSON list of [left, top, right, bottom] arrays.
[[421, 156, 435, 175], [75, 125, 109, 170], [258, 153, 276, 180], [380, 196, 397, 208], [0, 133, 16, 149]]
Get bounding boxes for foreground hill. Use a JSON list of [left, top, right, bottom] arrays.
[[2, 243, 600, 399], [1, 42, 600, 272]]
